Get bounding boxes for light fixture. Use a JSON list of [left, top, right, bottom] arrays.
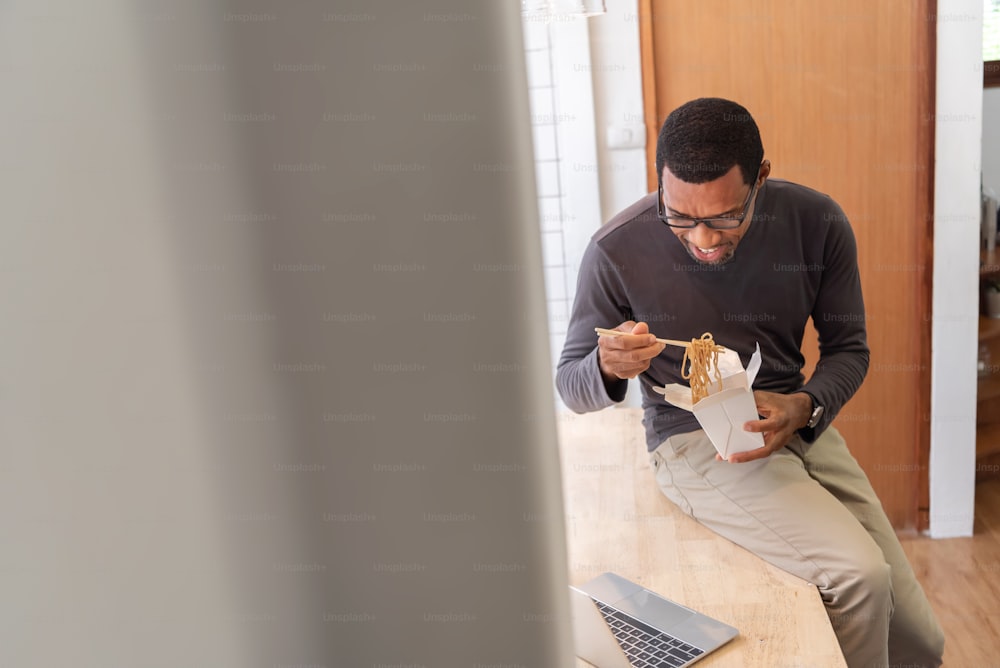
[[521, 0, 607, 19]]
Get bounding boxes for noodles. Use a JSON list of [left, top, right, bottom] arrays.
[[681, 332, 725, 404]]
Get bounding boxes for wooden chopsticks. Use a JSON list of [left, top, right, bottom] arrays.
[[594, 327, 694, 349]]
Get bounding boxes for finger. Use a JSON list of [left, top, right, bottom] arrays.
[[598, 348, 660, 379], [602, 358, 650, 379], [743, 417, 781, 433], [599, 332, 658, 351], [628, 321, 650, 336], [601, 341, 664, 366], [628, 323, 666, 354], [624, 343, 668, 362], [615, 320, 638, 333], [753, 428, 797, 457], [616, 361, 654, 379], [727, 444, 775, 464]]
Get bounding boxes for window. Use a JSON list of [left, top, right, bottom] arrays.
[[986, 0, 1000, 86]]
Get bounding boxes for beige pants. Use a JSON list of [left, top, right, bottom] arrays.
[[649, 426, 944, 668]]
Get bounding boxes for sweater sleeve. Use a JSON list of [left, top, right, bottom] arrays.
[[798, 204, 870, 441], [555, 240, 632, 413]]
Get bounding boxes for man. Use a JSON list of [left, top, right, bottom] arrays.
[[555, 97, 944, 667]]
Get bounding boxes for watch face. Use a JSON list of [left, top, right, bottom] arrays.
[[809, 405, 824, 428]]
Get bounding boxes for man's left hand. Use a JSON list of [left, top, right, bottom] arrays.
[[716, 391, 812, 463]]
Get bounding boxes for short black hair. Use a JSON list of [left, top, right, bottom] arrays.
[[655, 98, 764, 186]]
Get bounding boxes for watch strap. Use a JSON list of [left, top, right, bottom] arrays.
[[803, 392, 824, 429]]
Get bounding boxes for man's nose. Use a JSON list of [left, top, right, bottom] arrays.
[[686, 222, 722, 247]]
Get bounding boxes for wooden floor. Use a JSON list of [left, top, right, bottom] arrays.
[[899, 477, 1000, 668], [558, 408, 1000, 667]]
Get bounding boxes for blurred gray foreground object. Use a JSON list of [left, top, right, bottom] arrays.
[[1, 1, 572, 666]]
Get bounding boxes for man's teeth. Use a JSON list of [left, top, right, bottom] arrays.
[[697, 246, 718, 253]]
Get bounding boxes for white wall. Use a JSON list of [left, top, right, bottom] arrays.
[[522, 2, 648, 410], [929, 4, 984, 538], [984, 88, 1000, 197], [523, 14, 604, 390], [587, 0, 649, 224]]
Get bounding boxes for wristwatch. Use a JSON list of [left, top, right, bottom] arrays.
[[804, 393, 824, 429]]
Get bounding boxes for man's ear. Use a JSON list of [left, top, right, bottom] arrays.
[[758, 159, 771, 186]]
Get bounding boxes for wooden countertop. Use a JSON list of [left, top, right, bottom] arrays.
[[557, 407, 846, 667]]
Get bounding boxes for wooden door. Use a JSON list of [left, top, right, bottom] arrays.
[[638, 0, 935, 530]]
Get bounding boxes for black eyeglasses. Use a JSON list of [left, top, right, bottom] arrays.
[[657, 178, 759, 230]]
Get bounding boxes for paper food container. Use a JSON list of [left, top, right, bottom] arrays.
[[652, 343, 763, 459]]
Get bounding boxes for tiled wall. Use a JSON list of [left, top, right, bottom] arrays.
[[522, 18, 573, 377], [520, 11, 644, 407]]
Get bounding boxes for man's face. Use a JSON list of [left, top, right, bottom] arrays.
[[660, 162, 767, 265]]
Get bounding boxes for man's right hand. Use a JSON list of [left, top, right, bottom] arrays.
[[597, 321, 666, 384]]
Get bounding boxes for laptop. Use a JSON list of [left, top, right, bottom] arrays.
[[571, 572, 739, 667]]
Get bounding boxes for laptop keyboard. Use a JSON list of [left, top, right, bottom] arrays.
[[594, 600, 704, 668]]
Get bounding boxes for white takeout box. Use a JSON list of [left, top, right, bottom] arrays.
[[652, 343, 763, 459]]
